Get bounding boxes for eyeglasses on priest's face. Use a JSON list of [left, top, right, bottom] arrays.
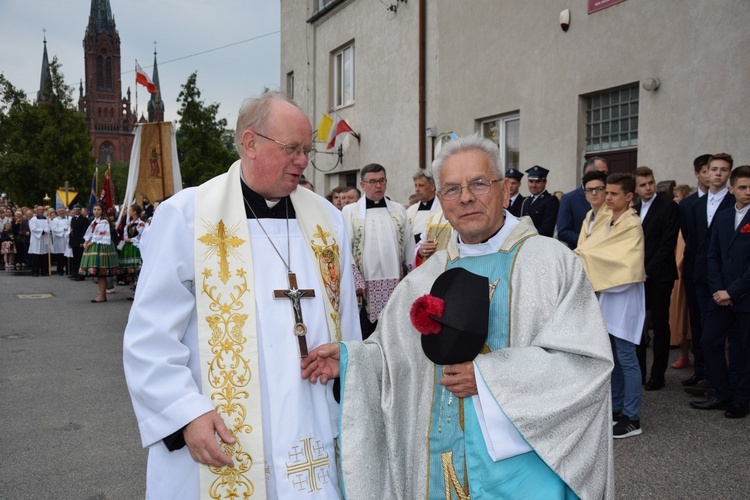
[[438, 179, 502, 201], [363, 178, 388, 186], [253, 131, 316, 160], [583, 185, 606, 194]]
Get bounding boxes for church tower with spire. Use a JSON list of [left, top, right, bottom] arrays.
[[37, 33, 53, 104], [78, 0, 135, 164], [147, 50, 165, 122]]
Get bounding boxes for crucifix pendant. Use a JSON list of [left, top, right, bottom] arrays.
[[274, 272, 316, 358]]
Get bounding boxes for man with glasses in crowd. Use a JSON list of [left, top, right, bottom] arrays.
[[123, 91, 361, 499], [303, 134, 614, 499], [341, 163, 406, 338]]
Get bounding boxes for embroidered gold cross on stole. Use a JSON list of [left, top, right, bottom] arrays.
[[274, 272, 316, 358]]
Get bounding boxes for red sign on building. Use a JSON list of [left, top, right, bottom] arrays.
[[588, 0, 627, 14]]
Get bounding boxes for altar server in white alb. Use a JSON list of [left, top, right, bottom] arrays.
[[50, 206, 71, 275], [123, 92, 361, 500], [303, 134, 615, 499], [404, 170, 441, 272], [341, 163, 406, 338], [28, 205, 50, 276]]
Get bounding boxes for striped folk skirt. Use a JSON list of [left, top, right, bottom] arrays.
[[118, 242, 142, 283], [79, 242, 119, 276]]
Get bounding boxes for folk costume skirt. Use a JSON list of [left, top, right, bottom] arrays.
[[117, 242, 142, 282], [79, 242, 119, 276]]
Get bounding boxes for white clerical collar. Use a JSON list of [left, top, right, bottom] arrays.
[[456, 211, 520, 258]]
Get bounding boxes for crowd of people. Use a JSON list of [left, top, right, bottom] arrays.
[[5, 91, 747, 499], [0, 199, 153, 302]]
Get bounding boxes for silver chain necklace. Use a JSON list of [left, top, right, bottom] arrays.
[[242, 195, 292, 272]]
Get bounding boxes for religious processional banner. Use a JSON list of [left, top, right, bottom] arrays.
[[137, 122, 176, 203]]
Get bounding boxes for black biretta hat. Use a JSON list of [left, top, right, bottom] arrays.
[[410, 267, 489, 365]]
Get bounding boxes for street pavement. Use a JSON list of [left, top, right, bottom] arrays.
[[1, 266, 749, 499]]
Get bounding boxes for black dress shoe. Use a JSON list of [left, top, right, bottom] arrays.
[[724, 403, 749, 419], [690, 396, 730, 410], [645, 378, 665, 391], [682, 374, 702, 387]]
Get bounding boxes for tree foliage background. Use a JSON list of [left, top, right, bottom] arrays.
[[0, 57, 94, 207], [176, 71, 238, 187]]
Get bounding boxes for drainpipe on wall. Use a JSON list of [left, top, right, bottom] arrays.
[[418, 0, 426, 169]]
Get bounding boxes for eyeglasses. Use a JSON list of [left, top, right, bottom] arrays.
[[254, 131, 316, 159], [438, 179, 502, 201], [363, 178, 388, 186], [583, 186, 606, 194]]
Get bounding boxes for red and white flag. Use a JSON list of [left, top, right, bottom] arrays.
[[135, 61, 157, 94], [326, 113, 354, 149]]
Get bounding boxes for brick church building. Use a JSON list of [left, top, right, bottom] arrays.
[[74, 0, 164, 164]]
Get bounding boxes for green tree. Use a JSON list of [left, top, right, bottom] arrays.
[[0, 58, 94, 207], [176, 72, 238, 187]]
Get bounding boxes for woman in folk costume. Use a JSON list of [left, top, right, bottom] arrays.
[[79, 202, 119, 303], [117, 204, 146, 291]]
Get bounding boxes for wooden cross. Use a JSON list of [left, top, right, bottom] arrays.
[[58, 181, 75, 207], [274, 272, 315, 358]]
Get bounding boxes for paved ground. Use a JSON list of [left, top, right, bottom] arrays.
[[1, 266, 748, 499]]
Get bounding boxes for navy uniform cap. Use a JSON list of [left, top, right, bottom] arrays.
[[525, 165, 549, 180], [505, 168, 524, 181]]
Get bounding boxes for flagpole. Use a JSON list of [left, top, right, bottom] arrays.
[[134, 61, 139, 118]]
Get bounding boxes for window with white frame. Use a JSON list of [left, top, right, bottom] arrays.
[[333, 43, 354, 109], [480, 113, 520, 172], [586, 85, 638, 151]]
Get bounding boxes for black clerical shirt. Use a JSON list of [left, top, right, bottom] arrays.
[[241, 181, 297, 219]]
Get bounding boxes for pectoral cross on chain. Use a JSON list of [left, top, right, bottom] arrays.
[[274, 272, 315, 358]]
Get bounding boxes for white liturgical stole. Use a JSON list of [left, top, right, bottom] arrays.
[[194, 160, 342, 499]]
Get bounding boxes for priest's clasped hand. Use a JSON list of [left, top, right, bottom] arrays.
[[301, 343, 341, 384], [184, 410, 236, 467], [439, 362, 478, 398]]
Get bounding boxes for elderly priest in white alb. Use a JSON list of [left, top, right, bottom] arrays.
[[123, 92, 361, 500]]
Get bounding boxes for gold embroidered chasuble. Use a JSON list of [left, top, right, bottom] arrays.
[[194, 160, 342, 499]]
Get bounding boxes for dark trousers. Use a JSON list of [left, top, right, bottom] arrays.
[[29, 253, 49, 276], [71, 245, 84, 277], [637, 279, 675, 382], [684, 279, 705, 378], [54, 253, 66, 275], [695, 284, 713, 380], [702, 306, 750, 405], [359, 299, 378, 340]]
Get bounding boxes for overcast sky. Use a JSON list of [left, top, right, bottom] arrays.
[[0, 0, 281, 126]]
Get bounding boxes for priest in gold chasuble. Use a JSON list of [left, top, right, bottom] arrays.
[[124, 93, 361, 500]]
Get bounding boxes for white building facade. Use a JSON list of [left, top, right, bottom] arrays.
[[281, 0, 750, 204]]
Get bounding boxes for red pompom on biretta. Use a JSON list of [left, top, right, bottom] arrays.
[[410, 294, 445, 335]]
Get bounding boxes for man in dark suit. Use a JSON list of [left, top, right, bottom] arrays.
[[690, 165, 750, 418], [686, 153, 735, 394], [520, 165, 559, 237], [681, 154, 712, 388], [505, 167, 525, 217], [633, 166, 680, 390], [68, 204, 89, 281], [556, 157, 609, 249]]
